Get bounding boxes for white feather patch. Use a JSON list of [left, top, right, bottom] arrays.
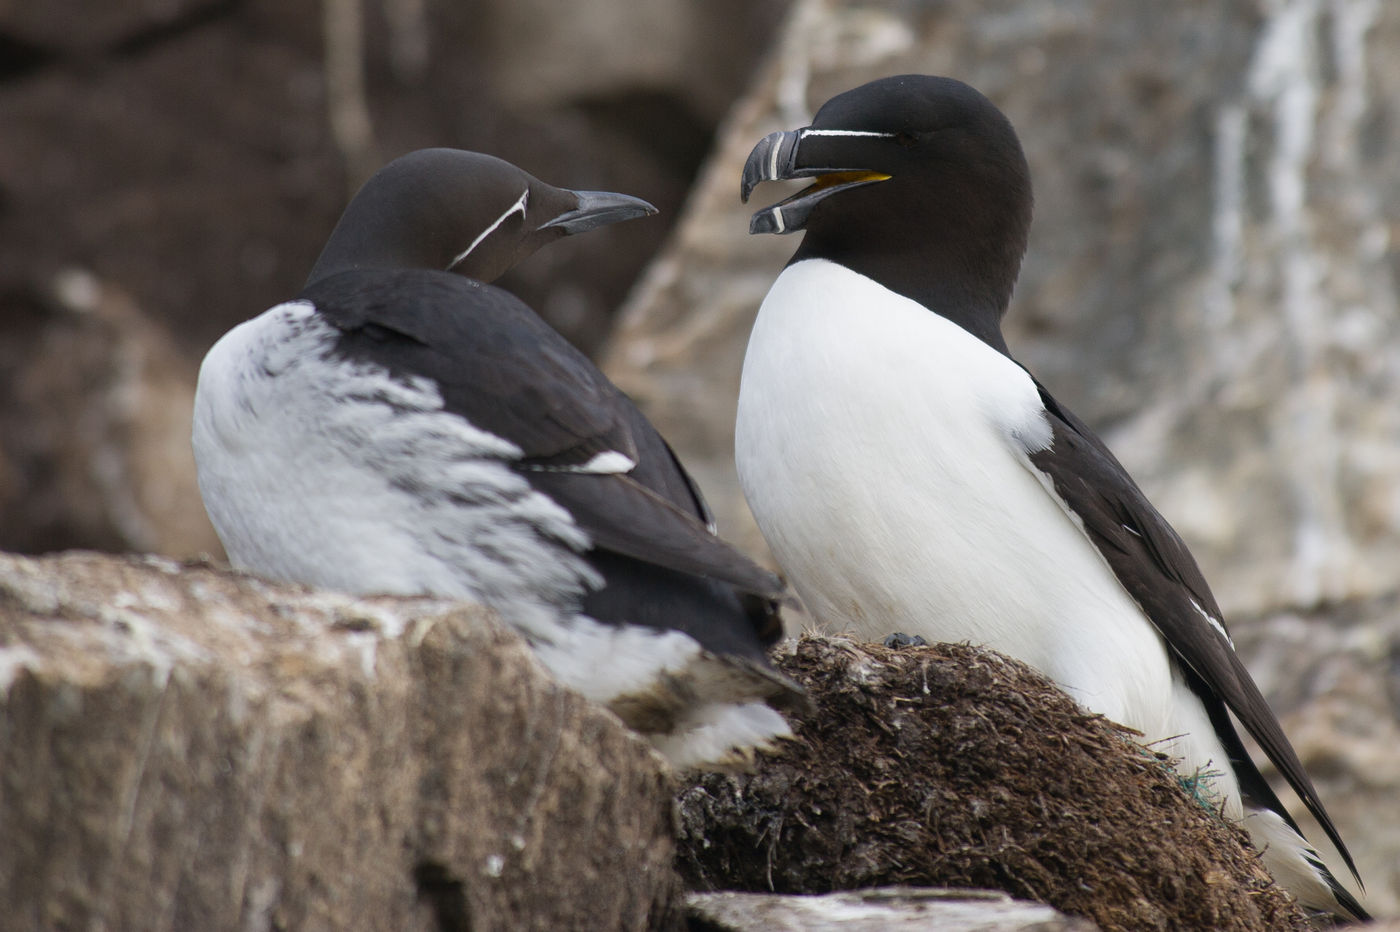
[[517, 612, 706, 703], [1190, 597, 1235, 648], [513, 611, 792, 768], [193, 302, 598, 605], [521, 450, 636, 474], [1242, 805, 1349, 915], [800, 129, 897, 139], [579, 450, 634, 473], [648, 702, 792, 770]]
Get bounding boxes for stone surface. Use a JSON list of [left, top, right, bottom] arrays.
[[0, 551, 678, 931], [0, 0, 786, 557], [6, 550, 1383, 929], [677, 636, 1310, 932], [0, 272, 222, 558], [686, 887, 1099, 931]]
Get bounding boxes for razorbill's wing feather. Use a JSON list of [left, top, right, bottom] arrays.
[[524, 470, 782, 599], [1026, 380, 1359, 881]]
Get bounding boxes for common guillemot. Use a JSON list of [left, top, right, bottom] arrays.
[[193, 148, 800, 768], [734, 75, 1366, 919]]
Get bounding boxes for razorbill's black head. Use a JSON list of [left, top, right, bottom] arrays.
[[194, 149, 801, 768], [734, 76, 1366, 919], [742, 74, 1031, 351], [308, 148, 655, 287]]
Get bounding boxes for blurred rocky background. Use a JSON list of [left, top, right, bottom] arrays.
[[603, 0, 1400, 915], [0, 0, 786, 555], [2, 0, 1398, 921]]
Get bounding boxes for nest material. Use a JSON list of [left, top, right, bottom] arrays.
[[676, 636, 1310, 932]]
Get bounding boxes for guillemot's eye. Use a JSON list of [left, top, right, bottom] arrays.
[[894, 131, 917, 148]]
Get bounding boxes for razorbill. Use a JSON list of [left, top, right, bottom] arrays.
[[734, 75, 1367, 919], [193, 148, 801, 768]]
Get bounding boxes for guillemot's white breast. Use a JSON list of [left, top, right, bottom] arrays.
[[193, 299, 599, 608]]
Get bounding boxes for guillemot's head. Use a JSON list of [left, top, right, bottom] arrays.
[[307, 148, 656, 287]]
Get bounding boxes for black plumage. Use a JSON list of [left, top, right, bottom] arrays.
[[308, 267, 786, 661], [194, 149, 799, 766], [1028, 381, 1363, 914], [736, 74, 1366, 918]]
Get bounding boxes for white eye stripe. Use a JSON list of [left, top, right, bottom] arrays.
[[800, 129, 897, 138], [448, 188, 530, 270]]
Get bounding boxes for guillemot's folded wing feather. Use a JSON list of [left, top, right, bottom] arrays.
[[307, 268, 782, 599]]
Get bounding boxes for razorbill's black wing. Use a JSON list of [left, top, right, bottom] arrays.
[[1029, 379, 1363, 912]]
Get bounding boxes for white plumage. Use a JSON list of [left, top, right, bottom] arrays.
[[737, 259, 1238, 798], [196, 300, 789, 768], [734, 73, 1363, 917], [735, 258, 1354, 907], [194, 301, 599, 607]]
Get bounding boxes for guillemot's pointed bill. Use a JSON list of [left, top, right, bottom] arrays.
[[734, 75, 1366, 919], [540, 189, 656, 234], [194, 148, 800, 769]]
